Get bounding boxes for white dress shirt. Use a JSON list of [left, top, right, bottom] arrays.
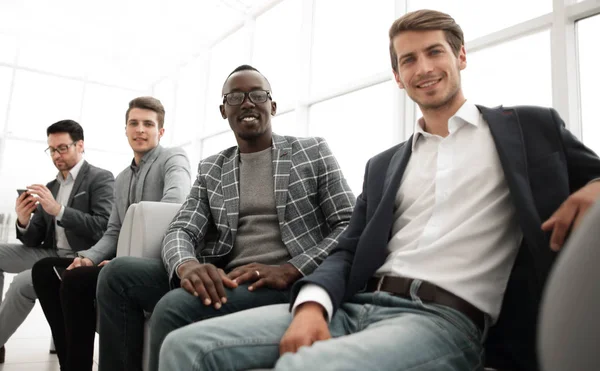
[[295, 102, 522, 323], [18, 158, 85, 253]]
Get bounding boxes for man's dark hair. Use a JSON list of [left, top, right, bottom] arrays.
[[126, 96, 166, 129], [222, 64, 271, 93], [389, 9, 464, 73], [46, 119, 84, 142]]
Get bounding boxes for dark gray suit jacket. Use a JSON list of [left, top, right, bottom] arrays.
[[290, 105, 600, 371], [16, 161, 115, 251], [79, 145, 191, 264]]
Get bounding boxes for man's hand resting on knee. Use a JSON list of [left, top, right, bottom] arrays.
[[177, 261, 238, 309], [279, 302, 331, 355], [227, 262, 303, 291]]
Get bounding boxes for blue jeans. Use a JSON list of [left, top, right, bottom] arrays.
[[159, 280, 488, 371], [97, 256, 291, 371]]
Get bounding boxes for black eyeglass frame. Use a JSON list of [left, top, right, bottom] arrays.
[[45, 141, 77, 156], [222, 90, 272, 106]]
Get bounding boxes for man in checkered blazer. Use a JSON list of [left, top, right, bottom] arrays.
[[96, 64, 356, 371]]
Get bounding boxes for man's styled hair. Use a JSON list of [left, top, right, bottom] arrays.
[[47, 119, 84, 142], [222, 64, 271, 93], [126, 96, 166, 129], [389, 9, 464, 73]]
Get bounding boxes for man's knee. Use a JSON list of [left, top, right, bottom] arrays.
[[98, 257, 139, 291], [151, 289, 196, 331], [31, 257, 61, 281], [97, 257, 162, 301], [9, 270, 36, 300]]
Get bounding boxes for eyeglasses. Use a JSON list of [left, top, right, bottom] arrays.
[[45, 142, 77, 156], [222, 90, 272, 106]]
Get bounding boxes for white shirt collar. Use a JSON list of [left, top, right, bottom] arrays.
[[411, 101, 481, 151], [56, 158, 85, 183]]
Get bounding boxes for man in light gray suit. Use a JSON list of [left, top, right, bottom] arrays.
[[0, 119, 115, 363], [31, 96, 192, 371]]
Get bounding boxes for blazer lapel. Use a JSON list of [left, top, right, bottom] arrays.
[[271, 134, 292, 225], [383, 139, 413, 200], [66, 161, 89, 206], [221, 148, 240, 238], [479, 105, 544, 252]]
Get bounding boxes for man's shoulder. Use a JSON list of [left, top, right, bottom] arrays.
[[82, 162, 115, 181], [279, 135, 328, 156], [199, 146, 237, 170], [369, 141, 408, 165], [158, 145, 188, 160]]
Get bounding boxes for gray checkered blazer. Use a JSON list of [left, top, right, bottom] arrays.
[[162, 133, 356, 280]]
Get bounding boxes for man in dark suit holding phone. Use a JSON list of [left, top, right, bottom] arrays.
[[0, 120, 114, 363]]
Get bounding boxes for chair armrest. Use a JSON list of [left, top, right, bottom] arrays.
[[116, 201, 182, 260]]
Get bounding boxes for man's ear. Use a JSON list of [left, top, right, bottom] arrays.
[[271, 101, 277, 116], [158, 128, 165, 139], [393, 69, 405, 90], [77, 140, 85, 153], [458, 45, 467, 71], [219, 105, 227, 119]]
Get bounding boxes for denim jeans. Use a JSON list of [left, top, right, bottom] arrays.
[[97, 256, 292, 371], [159, 279, 488, 371]]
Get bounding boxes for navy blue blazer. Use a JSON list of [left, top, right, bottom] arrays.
[[290, 105, 600, 371]]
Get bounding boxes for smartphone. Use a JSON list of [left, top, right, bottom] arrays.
[[17, 189, 37, 213], [53, 266, 67, 281]]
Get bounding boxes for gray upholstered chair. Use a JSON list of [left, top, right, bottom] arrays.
[[112, 201, 182, 371], [538, 199, 600, 371]]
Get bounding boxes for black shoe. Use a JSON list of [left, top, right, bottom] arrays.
[[0, 345, 5, 363]]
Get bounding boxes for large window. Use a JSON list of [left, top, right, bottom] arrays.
[[253, 0, 302, 112], [0, 67, 13, 134], [7, 70, 84, 141], [201, 131, 237, 159], [462, 31, 552, 108], [0, 139, 58, 211], [577, 14, 600, 156], [273, 111, 301, 137], [173, 57, 208, 146], [0, 33, 17, 64], [81, 84, 140, 153], [408, 0, 552, 41], [205, 29, 252, 137], [310, 0, 396, 96], [309, 81, 396, 195], [18, 39, 88, 79], [153, 78, 177, 146]]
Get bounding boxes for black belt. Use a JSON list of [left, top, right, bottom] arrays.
[[366, 276, 485, 332]]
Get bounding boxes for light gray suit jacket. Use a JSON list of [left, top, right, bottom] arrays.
[[79, 145, 192, 264]]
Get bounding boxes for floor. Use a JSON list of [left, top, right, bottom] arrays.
[[0, 273, 100, 371]]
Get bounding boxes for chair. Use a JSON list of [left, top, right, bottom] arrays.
[[538, 200, 600, 371], [113, 201, 182, 371]]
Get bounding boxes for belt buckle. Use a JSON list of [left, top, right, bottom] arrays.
[[376, 276, 385, 292]]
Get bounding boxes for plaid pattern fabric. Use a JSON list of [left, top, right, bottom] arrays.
[[162, 134, 356, 280]]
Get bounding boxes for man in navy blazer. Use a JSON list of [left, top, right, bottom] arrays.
[[157, 10, 600, 371]]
